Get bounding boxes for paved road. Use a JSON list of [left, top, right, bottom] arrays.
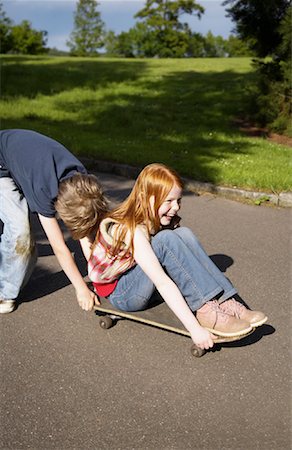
[[1, 172, 291, 450]]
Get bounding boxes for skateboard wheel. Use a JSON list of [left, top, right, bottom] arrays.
[[99, 316, 113, 329], [190, 344, 206, 358]]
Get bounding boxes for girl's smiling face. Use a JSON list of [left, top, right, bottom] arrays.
[[158, 184, 182, 226]]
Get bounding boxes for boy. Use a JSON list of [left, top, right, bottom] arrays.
[[0, 129, 107, 313]]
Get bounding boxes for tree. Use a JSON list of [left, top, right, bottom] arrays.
[[0, 2, 47, 54], [277, 5, 292, 61], [11, 20, 47, 54], [0, 1, 13, 53], [186, 32, 205, 57], [203, 31, 226, 57], [224, 34, 253, 57], [223, 0, 291, 133], [67, 0, 104, 56], [134, 0, 204, 57], [104, 30, 119, 56], [115, 30, 137, 58], [223, 0, 290, 58]]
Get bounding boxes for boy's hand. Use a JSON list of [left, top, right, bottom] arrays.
[[76, 287, 100, 311]]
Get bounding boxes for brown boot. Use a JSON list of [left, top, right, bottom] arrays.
[[196, 300, 252, 337], [219, 298, 267, 327]]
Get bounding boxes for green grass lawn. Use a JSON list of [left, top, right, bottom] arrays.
[[1, 55, 291, 192]]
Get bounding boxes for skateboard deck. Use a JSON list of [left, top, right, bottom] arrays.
[[94, 296, 255, 357]]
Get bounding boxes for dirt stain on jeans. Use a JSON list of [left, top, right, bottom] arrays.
[[15, 233, 35, 257]]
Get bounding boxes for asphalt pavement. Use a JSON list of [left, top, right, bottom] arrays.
[[0, 171, 291, 450]]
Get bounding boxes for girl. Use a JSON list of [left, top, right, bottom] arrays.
[[88, 164, 267, 350]]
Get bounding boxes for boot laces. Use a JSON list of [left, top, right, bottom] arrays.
[[221, 298, 244, 318], [206, 300, 230, 324]]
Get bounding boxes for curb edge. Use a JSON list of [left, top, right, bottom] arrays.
[[81, 158, 292, 208]]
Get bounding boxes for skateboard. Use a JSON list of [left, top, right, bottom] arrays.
[[94, 297, 255, 357]]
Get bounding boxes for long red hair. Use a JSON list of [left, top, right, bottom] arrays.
[[94, 163, 183, 258]]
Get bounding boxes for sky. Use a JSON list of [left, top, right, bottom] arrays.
[[2, 0, 235, 51]]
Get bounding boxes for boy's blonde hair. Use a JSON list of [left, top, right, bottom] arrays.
[[55, 173, 108, 240], [97, 163, 183, 257]]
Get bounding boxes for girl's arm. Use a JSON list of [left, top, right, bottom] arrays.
[[133, 227, 215, 350], [38, 215, 100, 310], [79, 236, 93, 262]]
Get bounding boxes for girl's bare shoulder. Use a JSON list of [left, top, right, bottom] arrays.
[[135, 224, 150, 240]]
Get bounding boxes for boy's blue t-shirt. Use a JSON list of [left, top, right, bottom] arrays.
[[0, 129, 87, 217]]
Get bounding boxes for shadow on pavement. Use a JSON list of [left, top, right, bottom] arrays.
[[218, 323, 276, 349], [210, 253, 234, 272], [18, 236, 87, 304]]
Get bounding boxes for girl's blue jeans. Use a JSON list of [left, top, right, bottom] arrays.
[[0, 177, 37, 300], [109, 227, 237, 312]]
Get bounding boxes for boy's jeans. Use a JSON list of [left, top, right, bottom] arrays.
[[109, 227, 237, 312], [0, 177, 37, 300]]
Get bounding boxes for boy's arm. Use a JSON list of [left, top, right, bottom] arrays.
[[38, 215, 100, 310], [133, 227, 215, 350]]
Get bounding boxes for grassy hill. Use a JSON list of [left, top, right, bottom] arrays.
[[1, 55, 291, 192]]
